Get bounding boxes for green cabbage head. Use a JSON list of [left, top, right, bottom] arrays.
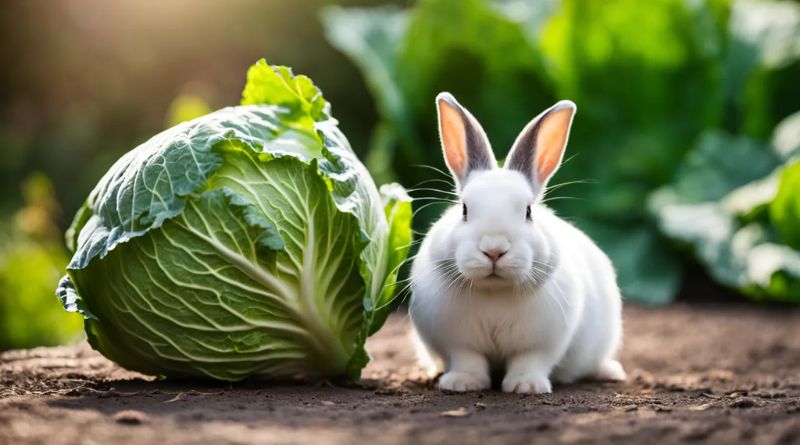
[[56, 60, 412, 381]]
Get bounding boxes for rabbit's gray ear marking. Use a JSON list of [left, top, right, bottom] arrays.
[[506, 100, 576, 190], [436, 92, 495, 189]]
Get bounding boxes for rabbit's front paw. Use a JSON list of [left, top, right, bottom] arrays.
[[502, 373, 552, 394], [439, 371, 490, 392]]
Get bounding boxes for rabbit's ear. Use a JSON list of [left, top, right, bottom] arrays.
[[505, 100, 576, 190], [436, 92, 495, 188]]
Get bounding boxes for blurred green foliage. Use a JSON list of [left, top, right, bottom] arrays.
[[323, 0, 800, 304], [0, 0, 388, 224], [652, 112, 800, 303], [165, 94, 213, 127], [0, 174, 83, 351], [772, 160, 800, 251]]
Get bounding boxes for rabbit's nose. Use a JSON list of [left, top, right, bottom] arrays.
[[481, 248, 508, 263], [479, 236, 510, 263]]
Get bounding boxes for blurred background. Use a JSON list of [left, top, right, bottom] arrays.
[[0, 0, 798, 351]]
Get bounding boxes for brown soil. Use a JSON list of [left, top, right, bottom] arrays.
[[1, 304, 799, 445]]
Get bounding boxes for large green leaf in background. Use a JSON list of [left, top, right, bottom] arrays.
[[771, 161, 800, 251], [57, 60, 412, 381], [652, 112, 800, 303], [324, 0, 800, 304]]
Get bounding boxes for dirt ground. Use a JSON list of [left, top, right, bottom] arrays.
[[1, 303, 799, 445]]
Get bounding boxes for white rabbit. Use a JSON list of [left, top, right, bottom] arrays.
[[409, 93, 626, 394]]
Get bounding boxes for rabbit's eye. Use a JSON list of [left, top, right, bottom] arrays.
[[526, 205, 532, 222], [462, 203, 468, 221]]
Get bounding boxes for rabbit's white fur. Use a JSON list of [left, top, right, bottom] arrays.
[[410, 94, 625, 394]]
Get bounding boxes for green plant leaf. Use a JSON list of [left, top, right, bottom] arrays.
[[653, 115, 800, 303], [770, 160, 800, 250], [668, 131, 778, 204]]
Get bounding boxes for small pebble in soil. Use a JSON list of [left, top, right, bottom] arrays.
[[164, 392, 187, 403], [112, 410, 148, 425], [688, 403, 714, 411], [439, 407, 470, 418], [474, 402, 487, 410], [729, 398, 756, 409]]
